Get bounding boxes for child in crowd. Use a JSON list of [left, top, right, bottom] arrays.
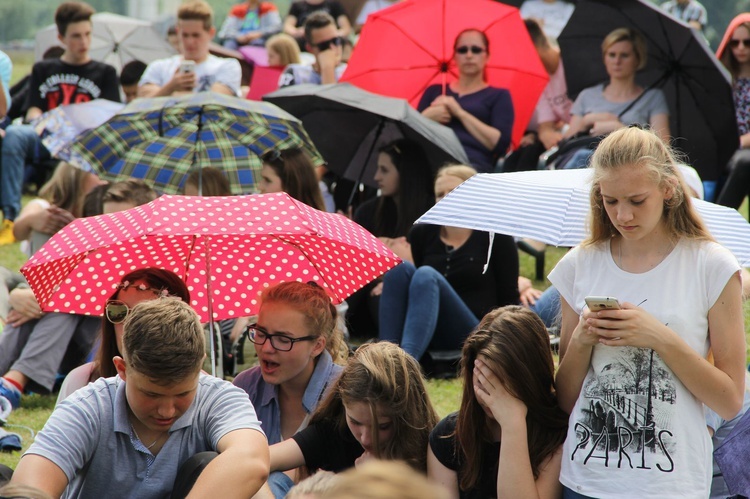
[[259, 148, 328, 211], [428, 306, 568, 498], [261, 341, 438, 497], [233, 281, 348, 444], [266, 33, 302, 67]]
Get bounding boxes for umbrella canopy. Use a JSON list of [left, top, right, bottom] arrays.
[[20, 193, 401, 323], [68, 92, 323, 194], [558, 0, 738, 181], [416, 169, 750, 266], [33, 99, 125, 172], [264, 83, 469, 188], [340, 0, 548, 149], [34, 12, 176, 72]]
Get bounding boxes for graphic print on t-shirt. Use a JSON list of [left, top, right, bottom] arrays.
[[570, 346, 676, 473], [38, 73, 104, 110]]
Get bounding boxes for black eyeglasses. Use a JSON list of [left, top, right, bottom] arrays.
[[456, 45, 485, 55], [246, 324, 318, 351], [730, 38, 750, 48], [105, 300, 131, 324], [316, 36, 343, 52]]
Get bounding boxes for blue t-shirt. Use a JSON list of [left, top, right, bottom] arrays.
[[26, 374, 264, 499], [418, 84, 513, 173]]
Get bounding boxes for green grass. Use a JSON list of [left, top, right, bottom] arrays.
[[6, 49, 34, 86]]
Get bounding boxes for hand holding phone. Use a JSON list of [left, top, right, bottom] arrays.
[[179, 60, 196, 74]]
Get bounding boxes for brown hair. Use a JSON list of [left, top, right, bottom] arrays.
[[602, 27, 648, 71], [94, 268, 191, 380], [524, 18, 550, 50], [304, 11, 336, 44], [178, 0, 214, 31], [262, 148, 326, 211], [266, 33, 302, 66], [55, 2, 94, 37], [455, 306, 567, 491], [38, 161, 95, 218], [261, 281, 348, 365], [122, 298, 204, 384], [102, 179, 157, 208], [310, 342, 438, 472], [184, 167, 232, 196], [585, 127, 712, 245]]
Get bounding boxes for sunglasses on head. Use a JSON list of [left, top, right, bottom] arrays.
[[105, 300, 131, 324], [456, 45, 485, 55], [316, 36, 343, 52], [730, 38, 750, 48]]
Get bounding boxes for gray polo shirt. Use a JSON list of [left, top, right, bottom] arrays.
[[26, 373, 265, 499]]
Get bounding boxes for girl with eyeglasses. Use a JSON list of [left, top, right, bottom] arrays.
[[418, 29, 514, 173], [262, 341, 438, 498], [233, 281, 348, 446], [428, 306, 568, 499], [714, 14, 750, 216], [55, 268, 190, 404]]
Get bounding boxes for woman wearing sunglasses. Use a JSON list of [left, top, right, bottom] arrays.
[[233, 281, 348, 446], [418, 29, 514, 173], [55, 268, 190, 404], [715, 14, 750, 215]]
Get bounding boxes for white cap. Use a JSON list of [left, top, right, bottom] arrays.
[[677, 164, 704, 200]]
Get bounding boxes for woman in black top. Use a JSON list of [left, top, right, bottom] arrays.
[[378, 165, 518, 360], [428, 306, 568, 499]]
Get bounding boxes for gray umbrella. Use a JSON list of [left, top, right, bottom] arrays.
[[264, 83, 469, 191]]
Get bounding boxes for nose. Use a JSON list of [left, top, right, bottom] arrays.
[[157, 399, 177, 419], [358, 428, 372, 449], [616, 204, 633, 223], [260, 337, 278, 353]]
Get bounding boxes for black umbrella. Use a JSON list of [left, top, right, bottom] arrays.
[[558, 0, 738, 181], [264, 83, 469, 195]]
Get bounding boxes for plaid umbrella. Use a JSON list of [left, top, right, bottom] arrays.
[[69, 92, 323, 194]]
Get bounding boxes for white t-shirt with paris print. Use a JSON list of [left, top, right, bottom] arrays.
[[549, 238, 740, 499]]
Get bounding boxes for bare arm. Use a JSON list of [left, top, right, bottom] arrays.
[[187, 429, 270, 499], [537, 121, 563, 150], [427, 446, 460, 499], [11, 454, 69, 497], [455, 107, 502, 150], [592, 273, 746, 419], [269, 437, 306, 472], [283, 16, 303, 38], [336, 15, 352, 38], [555, 298, 596, 413], [26, 106, 43, 122], [0, 78, 7, 118], [649, 113, 670, 143]]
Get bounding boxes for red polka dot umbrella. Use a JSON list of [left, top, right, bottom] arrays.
[[20, 193, 401, 323]]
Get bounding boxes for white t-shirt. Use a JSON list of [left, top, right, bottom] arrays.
[[520, 0, 575, 39], [139, 55, 242, 96], [536, 58, 572, 125], [549, 238, 740, 498]]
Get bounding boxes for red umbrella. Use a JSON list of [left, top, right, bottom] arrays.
[[20, 193, 401, 323], [340, 0, 548, 148]]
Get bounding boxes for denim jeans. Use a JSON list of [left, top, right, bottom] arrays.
[[378, 262, 478, 360], [528, 285, 561, 329], [1, 124, 48, 220], [266, 471, 294, 499]]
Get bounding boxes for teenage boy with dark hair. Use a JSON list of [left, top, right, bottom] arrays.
[[119, 60, 147, 103], [0, 2, 120, 245], [12, 298, 270, 498], [279, 11, 347, 87]]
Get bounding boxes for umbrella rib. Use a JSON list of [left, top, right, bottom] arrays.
[[272, 235, 344, 303], [372, 17, 444, 64]]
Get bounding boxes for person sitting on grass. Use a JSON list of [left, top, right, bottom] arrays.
[[12, 298, 270, 498]]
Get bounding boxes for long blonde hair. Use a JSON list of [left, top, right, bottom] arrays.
[[266, 33, 301, 66], [38, 161, 95, 218], [585, 127, 712, 246]]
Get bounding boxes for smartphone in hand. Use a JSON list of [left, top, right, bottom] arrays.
[[179, 60, 196, 74], [584, 296, 621, 312]]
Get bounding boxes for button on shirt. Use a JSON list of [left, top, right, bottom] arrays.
[[25, 374, 264, 499], [233, 350, 342, 444]]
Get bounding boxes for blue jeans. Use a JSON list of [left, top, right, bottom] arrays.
[[266, 471, 294, 499], [562, 148, 594, 170], [528, 285, 561, 329], [1, 124, 48, 220], [379, 262, 478, 360]]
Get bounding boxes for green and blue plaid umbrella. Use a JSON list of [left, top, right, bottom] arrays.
[[70, 92, 324, 194]]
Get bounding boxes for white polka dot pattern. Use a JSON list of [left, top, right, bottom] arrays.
[[20, 193, 401, 321]]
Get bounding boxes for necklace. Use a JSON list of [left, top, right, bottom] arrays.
[[131, 424, 162, 450]]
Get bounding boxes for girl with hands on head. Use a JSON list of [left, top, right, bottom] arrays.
[[428, 305, 568, 499], [549, 127, 746, 499]]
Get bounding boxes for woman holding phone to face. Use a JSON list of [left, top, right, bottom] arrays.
[[550, 127, 745, 499]]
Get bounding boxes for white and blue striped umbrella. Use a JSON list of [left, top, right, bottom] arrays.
[[416, 169, 750, 267]]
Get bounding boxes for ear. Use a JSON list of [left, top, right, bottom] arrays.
[[113, 356, 127, 380], [311, 336, 327, 358]]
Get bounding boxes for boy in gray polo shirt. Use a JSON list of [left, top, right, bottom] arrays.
[[11, 298, 270, 498]]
